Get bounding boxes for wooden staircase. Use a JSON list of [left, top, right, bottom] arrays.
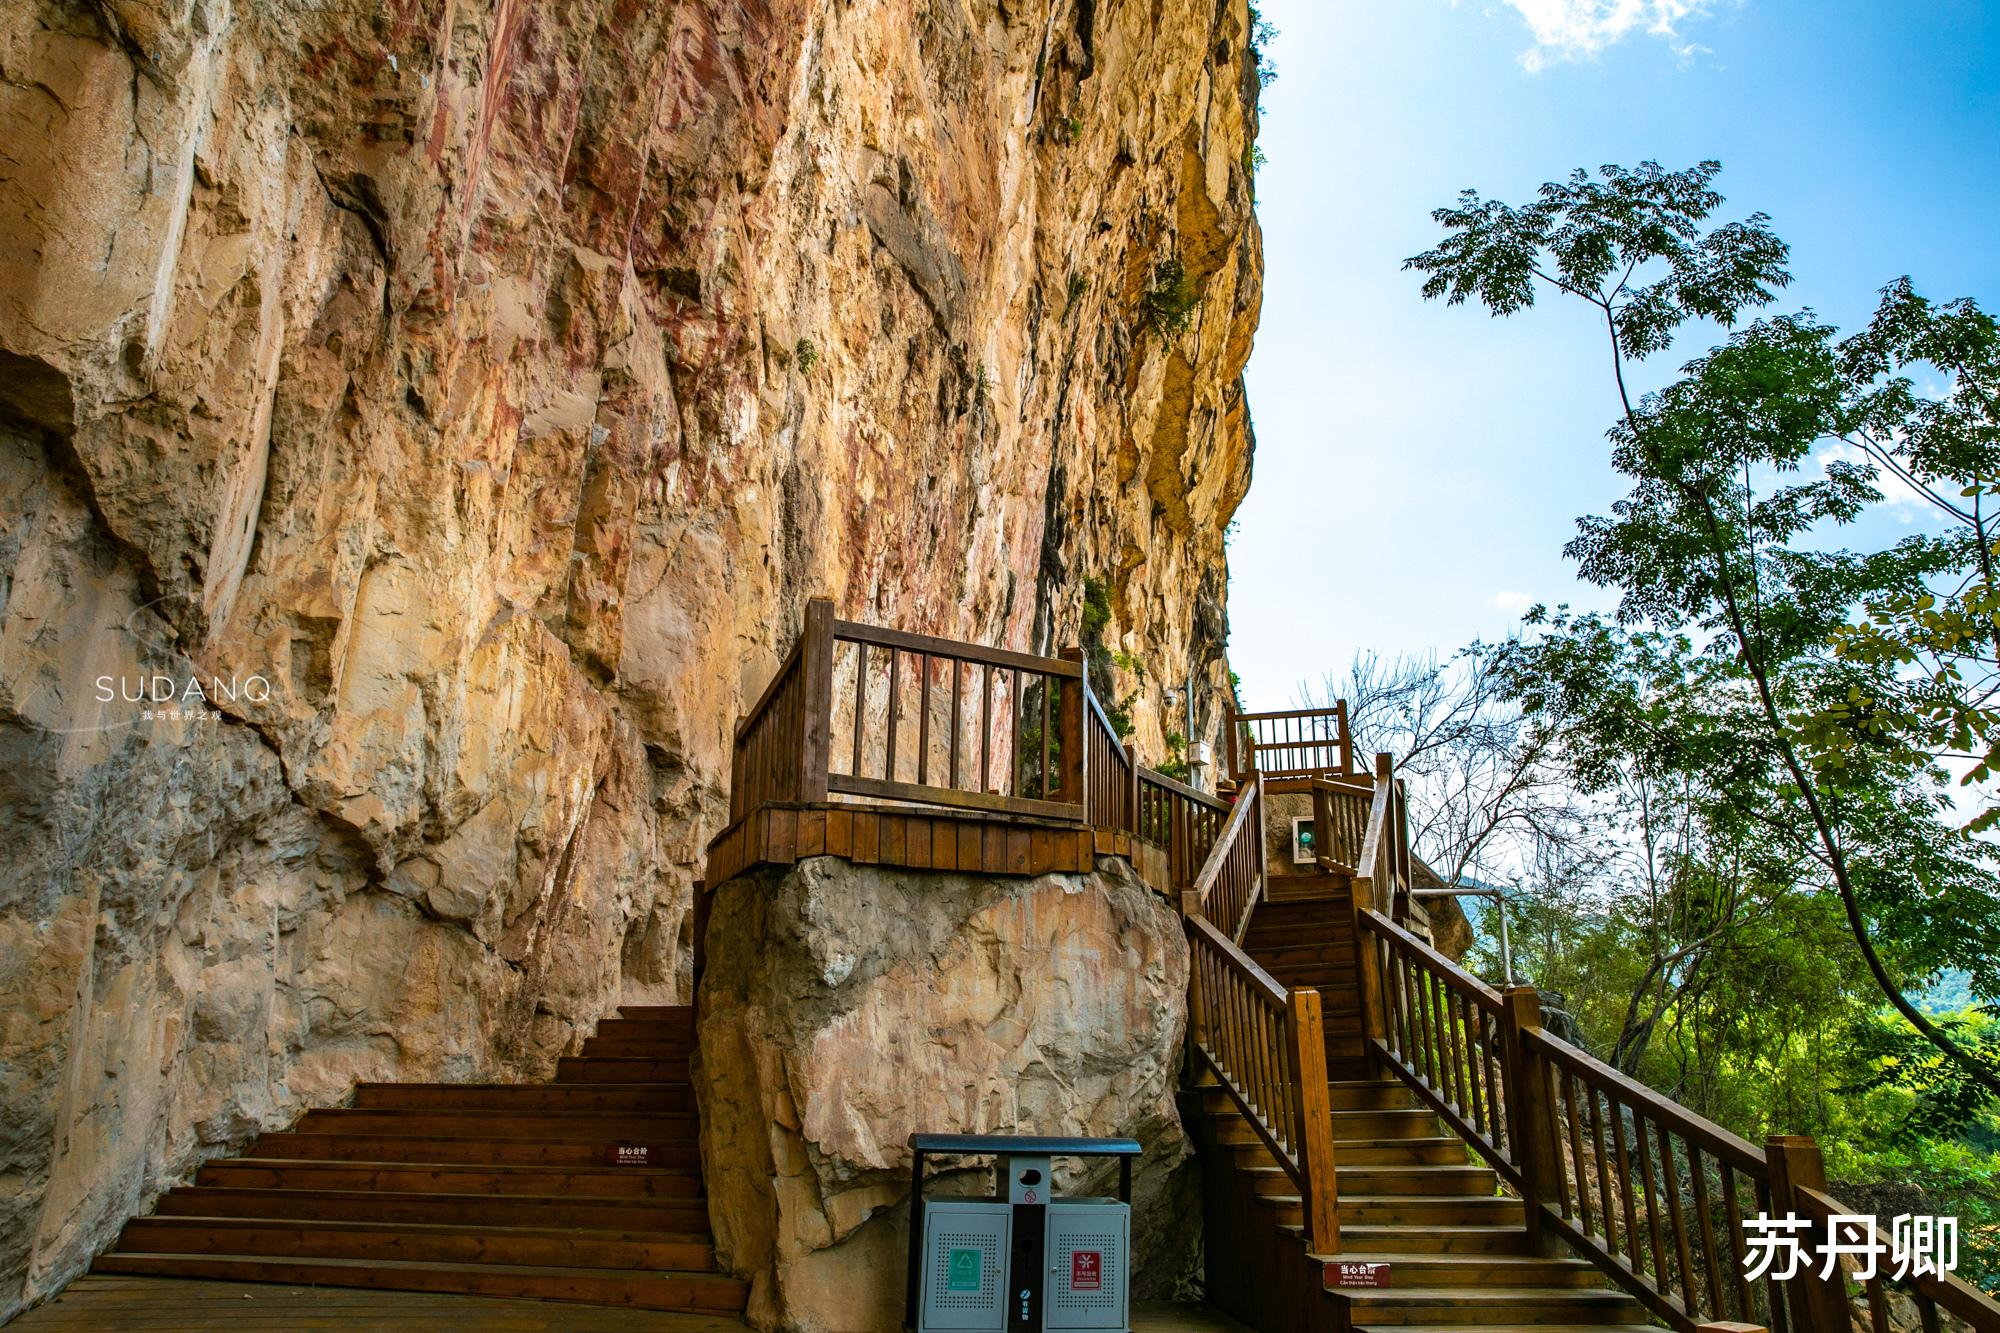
[[1192, 881, 1652, 1330], [94, 1006, 749, 1317]]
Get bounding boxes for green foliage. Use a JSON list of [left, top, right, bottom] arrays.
[[1141, 257, 1201, 337], [1247, 6, 1277, 92], [1065, 271, 1089, 309], [974, 363, 992, 410], [1156, 729, 1191, 782], [794, 337, 818, 374], [1413, 157, 2000, 1104], [1243, 143, 1267, 178], [1056, 115, 1084, 145], [1079, 576, 1137, 738]]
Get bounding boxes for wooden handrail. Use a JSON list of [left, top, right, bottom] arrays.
[[1354, 895, 2000, 1333], [833, 618, 1083, 679], [1186, 914, 1341, 1254], [1792, 1184, 2000, 1332], [1189, 772, 1264, 942], [1230, 701, 1354, 781]]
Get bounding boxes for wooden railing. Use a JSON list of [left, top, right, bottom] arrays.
[[1229, 703, 1354, 782], [1082, 690, 1137, 834], [828, 617, 1084, 820], [1187, 773, 1265, 941], [730, 610, 823, 819], [1792, 1180, 2000, 1332], [1187, 906, 1342, 1254], [1307, 777, 1373, 871], [1356, 901, 2000, 1332], [1139, 767, 1229, 889], [727, 599, 1237, 886]]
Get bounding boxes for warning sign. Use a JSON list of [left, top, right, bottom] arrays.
[[946, 1247, 983, 1292], [605, 1145, 654, 1167], [1069, 1250, 1102, 1291], [1325, 1260, 1392, 1288]]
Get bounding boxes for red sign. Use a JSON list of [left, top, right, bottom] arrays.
[[606, 1145, 655, 1167], [1325, 1261, 1391, 1288], [1070, 1250, 1103, 1291]]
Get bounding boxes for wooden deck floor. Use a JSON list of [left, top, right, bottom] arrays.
[[12, 1276, 1252, 1331]]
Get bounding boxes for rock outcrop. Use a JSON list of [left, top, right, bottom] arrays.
[[697, 854, 1196, 1330], [0, 0, 1261, 1316]]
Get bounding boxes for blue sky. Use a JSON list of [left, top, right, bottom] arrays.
[[1227, 0, 2000, 709]]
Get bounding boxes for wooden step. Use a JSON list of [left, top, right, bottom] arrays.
[[616, 1006, 693, 1021], [588, 1018, 695, 1039], [557, 1056, 691, 1083], [578, 1035, 698, 1057], [1327, 1193, 1523, 1225], [197, 1159, 703, 1198], [1333, 1164, 1499, 1196], [114, 1216, 718, 1272], [1329, 1108, 1445, 1139], [1339, 1224, 1532, 1255], [1327, 1082, 1421, 1110], [351, 1083, 693, 1113], [1319, 1252, 1608, 1289], [246, 1133, 701, 1169], [153, 1186, 712, 1233], [91, 1252, 747, 1313], [295, 1110, 700, 1142], [1335, 1286, 1644, 1325]]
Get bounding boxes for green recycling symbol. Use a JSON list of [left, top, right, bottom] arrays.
[[946, 1246, 982, 1291]]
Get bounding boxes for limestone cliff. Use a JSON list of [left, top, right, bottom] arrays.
[[0, 0, 1261, 1315]]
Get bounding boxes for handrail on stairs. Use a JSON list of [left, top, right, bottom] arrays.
[[1341, 751, 2000, 1333]]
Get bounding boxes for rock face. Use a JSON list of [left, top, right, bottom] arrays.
[[697, 855, 1195, 1330], [0, 0, 1260, 1315]]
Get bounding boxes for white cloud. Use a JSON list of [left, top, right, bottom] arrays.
[[1491, 0, 1724, 71], [1489, 590, 1538, 615]]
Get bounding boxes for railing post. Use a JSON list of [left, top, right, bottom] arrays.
[[1226, 709, 1240, 783], [798, 598, 834, 802], [1058, 647, 1086, 807], [1349, 864, 1389, 1063], [1501, 985, 1561, 1254], [1123, 742, 1140, 834], [1170, 796, 1188, 889], [1766, 1135, 1851, 1332], [1337, 699, 1353, 775], [1312, 782, 1331, 869], [1285, 987, 1341, 1255]]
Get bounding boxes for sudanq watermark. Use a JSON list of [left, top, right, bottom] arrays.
[[93, 672, 273, 722], [16, 591, 274, 734]]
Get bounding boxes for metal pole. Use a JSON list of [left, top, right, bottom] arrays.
[[1412, 884, 1515, 987]]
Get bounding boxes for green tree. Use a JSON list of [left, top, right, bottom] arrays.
[[1409, 160, 2000, 1097]]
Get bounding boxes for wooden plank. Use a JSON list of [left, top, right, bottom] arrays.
[[797, 810, 826, 858], [827, 809, 853, 859], [827, 773, 1083, 822], [883, 814, 907, 867], [833, 621, 1083, 679], [907, 818, 932, 870], [768, 808, 797, 864], [982, 824, 1005, 874], [1008, 829, 1032, 875], [855, 812, 880, 864], [798, 599, 834, 802]]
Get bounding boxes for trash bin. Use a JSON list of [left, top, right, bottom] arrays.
[[905, 1133, 1140, 1333]]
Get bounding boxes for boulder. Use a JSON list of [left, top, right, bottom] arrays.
[[696, 853, 1198, 1331]]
